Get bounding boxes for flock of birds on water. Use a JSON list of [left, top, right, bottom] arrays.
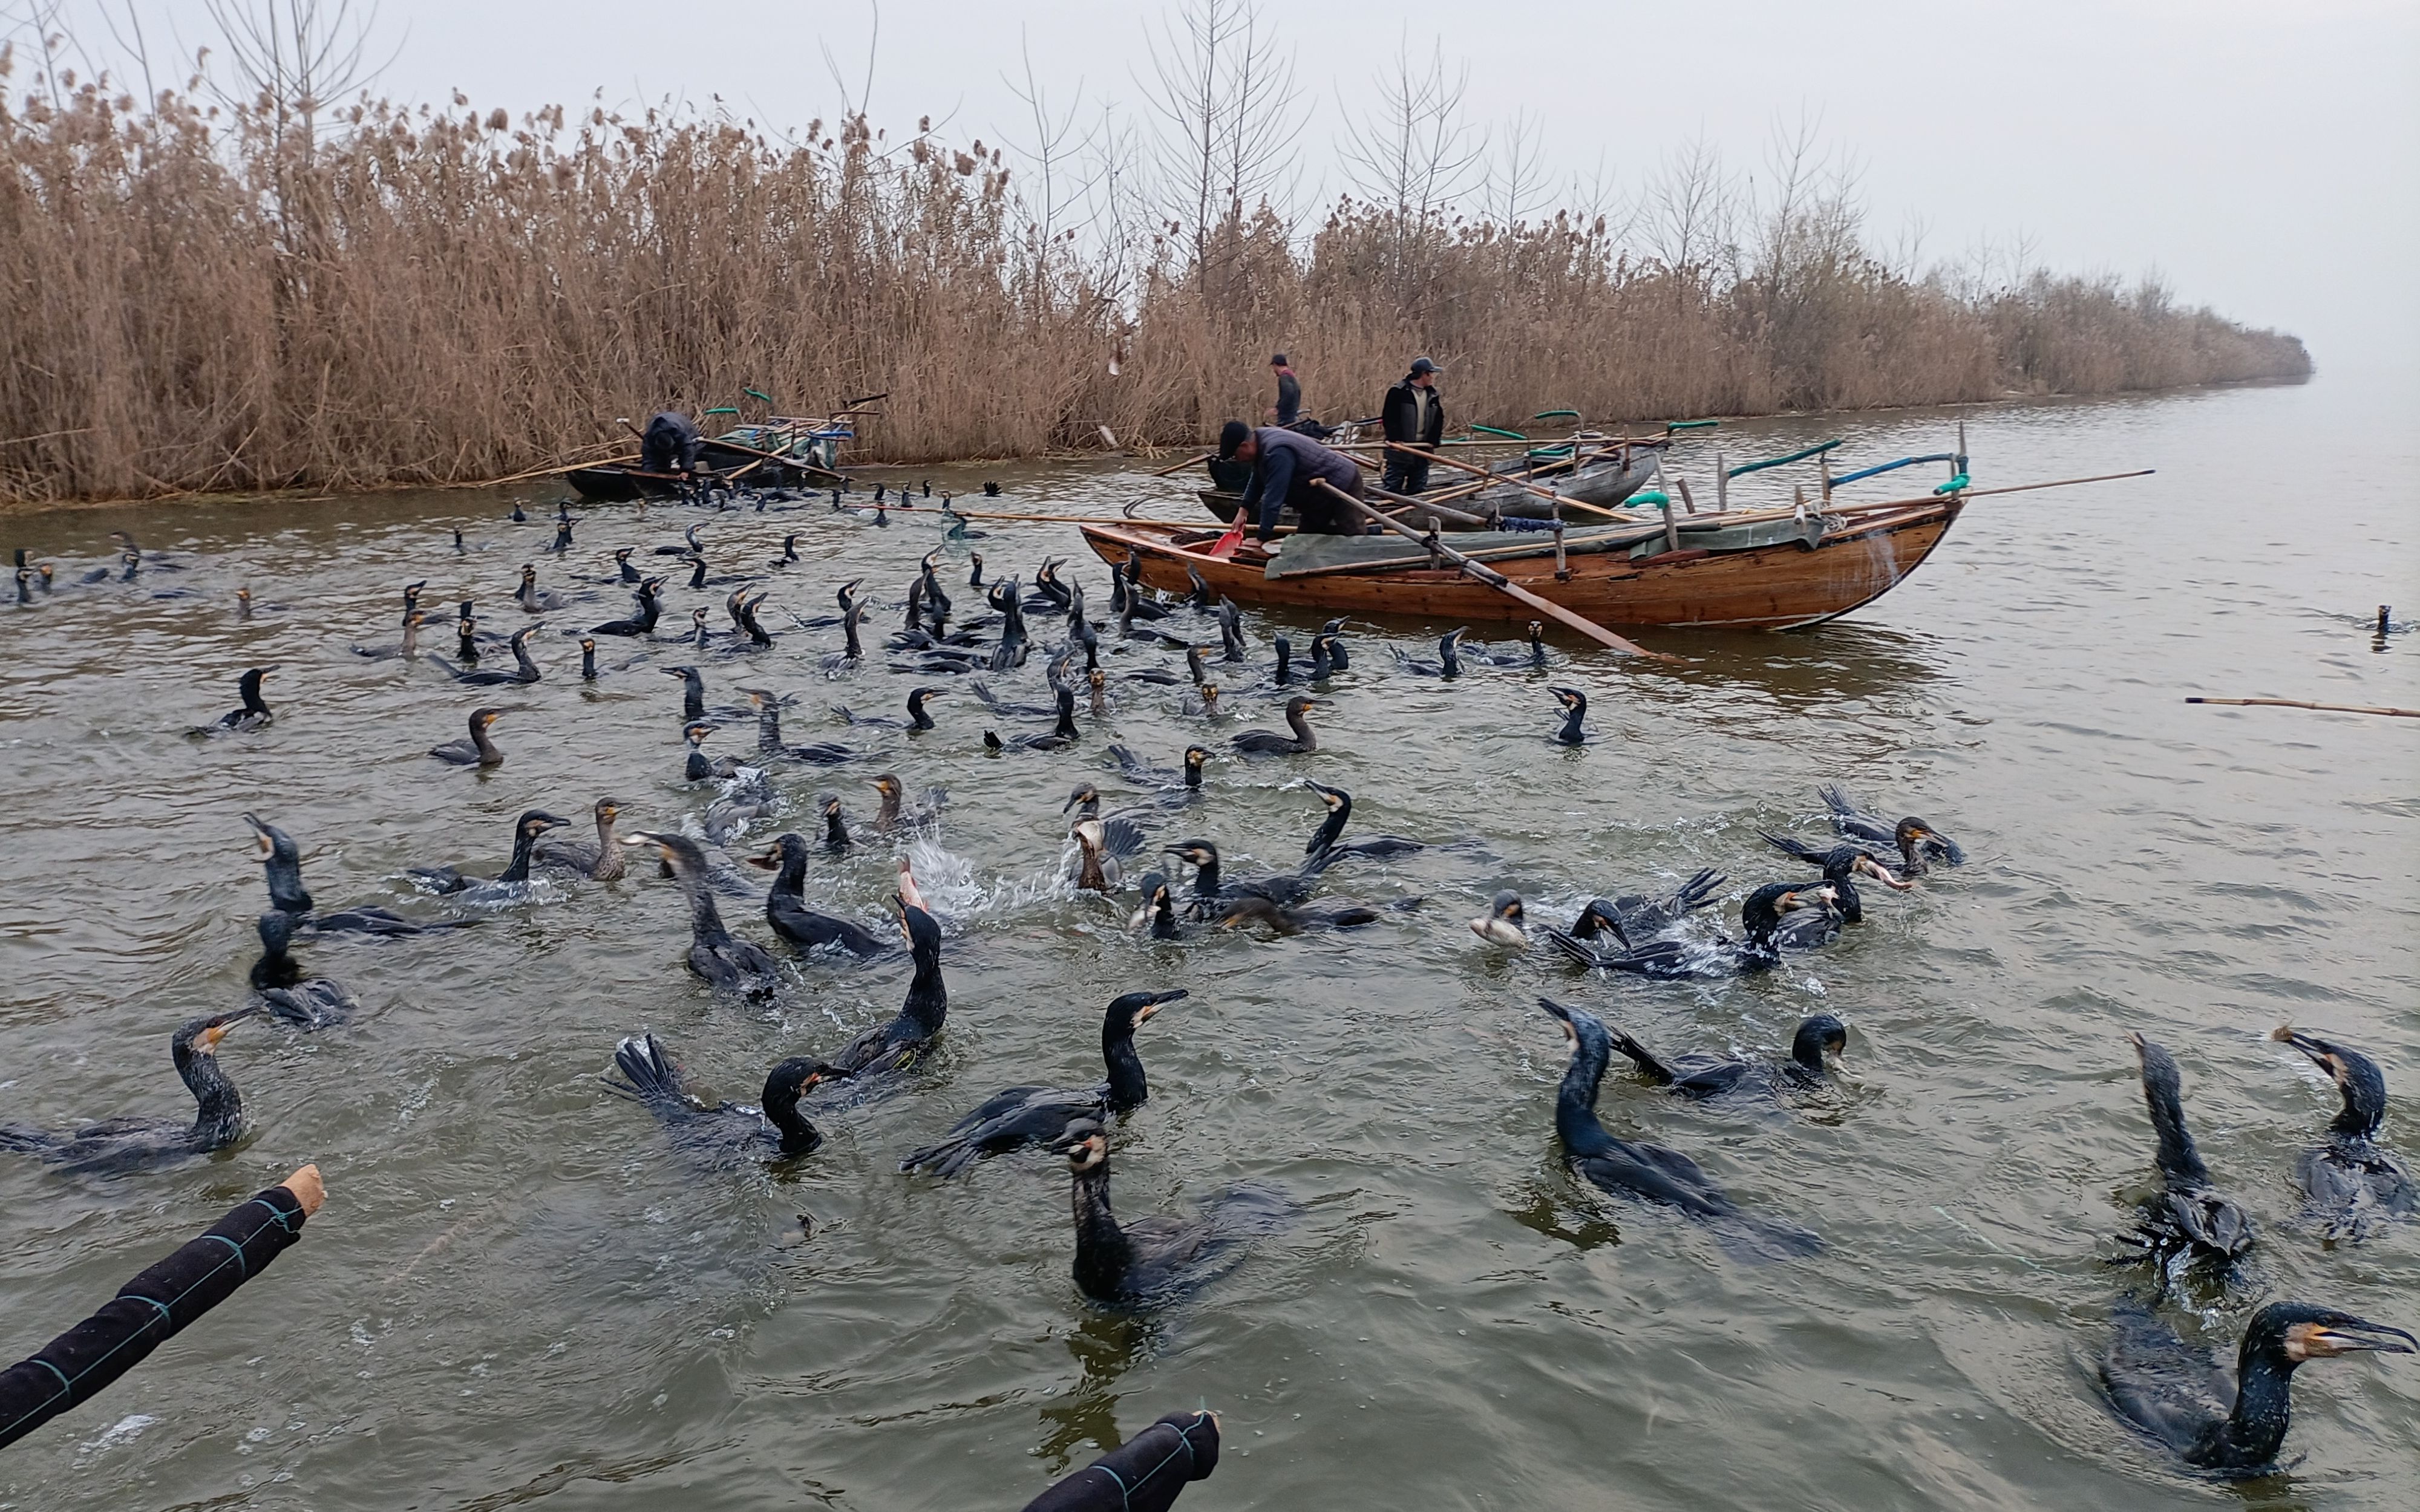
[[3, 481, 2412, 1491]]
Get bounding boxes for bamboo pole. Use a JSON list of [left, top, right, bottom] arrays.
[[2186, 697, 2419, 719], [1381, 442, 1632, 520], [1312, 479, 1675, 660], [1152, 452, 1213, 477]]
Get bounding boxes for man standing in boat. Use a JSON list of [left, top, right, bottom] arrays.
[[639, 410, 704, 477], [1381, 356, 1445, 495], [1270, 354, 1303, 429], [1219, 420, 1368, 544]]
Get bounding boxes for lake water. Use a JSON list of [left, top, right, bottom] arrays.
[[1, 371, 2413, 1510]]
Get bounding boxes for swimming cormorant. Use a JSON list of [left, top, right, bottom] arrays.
[[898, 989, 1187, 1177], [1301, 780, 1422, 861], [428, 707, 508, 766], [1545, 881, 1834, 979], [1163, 839, 1335, 920], [831, 687, 943, 732], [1393, 627, 1467, 677], [1767, 786, 1964, 876], [429, 624, 542, 685], [248, 911, 360, 1028], [984, 686, 1082, 752], [2270, 1026, 2412, 1242], [535, 798, 629, 881], [1602, 1013, 1848, 1098], [1231, 695, 1318, 755], [745, 833, 889, 957], [243, 812, 477, 936], [819, 896, 948, 1076], [589, 578, 664, 637], [0, 1010, 257, 1173], [2101, 1299, 2412, 1476], [741, 688, 858, 764], [1767, 845, 1908, 950], [607, 1033, 837, 1159], [1212, 893, 1382, 934], [406, 809, 571, 896], [1053, 1120, 1297, 1308], [1538, 999, 1822, 1262], [1107, 743, 1209, 805], [621, 830, 786, 996], [663, 663, 708, 721], [683, 722, 743, 780], [2118, 1032, 2255, 1266], [1550, 687, 1588, 746], [198, 667, 276, 733], [870, 773, 945, 829]]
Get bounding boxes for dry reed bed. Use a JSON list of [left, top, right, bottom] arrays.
[[0, 83, 2310, 503]]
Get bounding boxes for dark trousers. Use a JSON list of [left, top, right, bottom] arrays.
[[1382, 451, 1432, 495]]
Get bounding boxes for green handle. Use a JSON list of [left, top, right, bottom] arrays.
[[1727, 438, 1841, 479], [744, 387, 774, 405], [1533, 409, 1579, 421], [1472, 424, 1527, 440], [1630, 490, 1672, 507], [703, 406, 739, 417], [1526, 445, 1575, 460], [1666, 419, 1717, 431], [1933, 473, 1970, 495]]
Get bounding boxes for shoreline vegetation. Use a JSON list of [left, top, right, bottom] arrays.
[[0, 11, 2310, 506]]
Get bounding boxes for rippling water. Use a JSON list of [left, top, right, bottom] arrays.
[[1, 373, 2413, 1511]]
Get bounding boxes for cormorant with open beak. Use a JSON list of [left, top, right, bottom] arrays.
[[2102, 1299, 2412, 1475], [1549, 686, 1588, 746], [2271, 1026, 2411, 1241]]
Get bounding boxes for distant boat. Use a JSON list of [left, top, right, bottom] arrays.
[[564, 400, 878, 500]]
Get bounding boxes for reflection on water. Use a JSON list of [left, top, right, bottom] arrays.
[[0, 370, 2415, 1510]]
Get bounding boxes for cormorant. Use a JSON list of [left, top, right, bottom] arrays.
[[428, 706, 508, 766], [1231, 695, 1318, 755], [741, 688, 858, 764], [683, 722, 742, 781], [871, 773, 946, 829], [1130, 872, 1183, 940], [621, 830, 786, 996], [535, 798, 629, 881], [1767, 844, 1909, 950], [428, 624, 542, 685], [197, 667, 276, 733], [898, 989, 1187, 1177], [1393, 628, 1467, 678], [589, 578, 664, 637], [1468, 622, 1549, 668], [1301, 780, 1422, 861], [243, 813, 477, 936], [983, 686, 1082, 752], [2271, 1026, 2411, 1242], [1766, 786, 1964, 876], [1468, 889, 1530, 946], [2101, 1299, 2412, 1476], [1107, 743, 1209, 805], [607, 1034, 837, 1159], [1053, 1120, 1297, 1308], [515, 563, 566, 611], [819, 896, 948, 1076], [407, 809, 571, 897], [1602, 1013, 1848, 1097], [1544, 881, 1834, 979], [833, 687, 944, 733], [746, 833, 889, 957], [2118, 1032, 2255, 1266], [248, 911, 360, 1028], [1550, 687, 1588, 746], [1538, 999, 1822, 1262], [663, 663, 708, 721], [0, 1011, 257, 1173], [1162, 838, 1334, 921], [1212, 894, 1382, 934]]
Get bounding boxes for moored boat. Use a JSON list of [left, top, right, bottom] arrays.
[[564, 398, 878, 501]]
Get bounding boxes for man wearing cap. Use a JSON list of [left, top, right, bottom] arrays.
[[1218, 420, 1367, 544], [1380, 356, 1446, 495], [1269, 354, 1303, 429]]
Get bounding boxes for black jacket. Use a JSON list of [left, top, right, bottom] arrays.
[[1381, 378, 1444, 448], [1274, 370, 1302, 426], [1022, 1410, 1220, 1511]]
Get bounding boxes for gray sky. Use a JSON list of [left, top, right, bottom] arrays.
[[30, 0, 2420, 370]]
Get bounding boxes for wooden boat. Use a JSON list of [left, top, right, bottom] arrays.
[[566, 406, 871, 501], [1082, 495, 1964, 631]]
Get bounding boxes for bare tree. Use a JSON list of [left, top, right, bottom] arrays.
[[1638, 134, 1737, 275], [197, 0, 393, 155], [1480, 108, 1552, 229], [1001, 34, 1099, 313], [1140, 0, 1303, 279], [1337, 41, 1485, 233]]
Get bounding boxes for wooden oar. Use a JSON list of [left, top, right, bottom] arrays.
[[1384, 442, 1634, 521], [1312, 479, 1674, 660], [1152, 451, 1214, 477], [2186, 697, 2418, 719]]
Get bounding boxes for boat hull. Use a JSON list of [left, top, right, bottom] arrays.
[[1084, 500, 1961, 632]]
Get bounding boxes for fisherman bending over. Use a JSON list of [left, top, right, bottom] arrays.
[[1218, 420, 1368, 544], [640, 411, 704, 476]]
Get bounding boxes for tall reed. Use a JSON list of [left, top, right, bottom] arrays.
[[0, 68, 2309, 503]]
